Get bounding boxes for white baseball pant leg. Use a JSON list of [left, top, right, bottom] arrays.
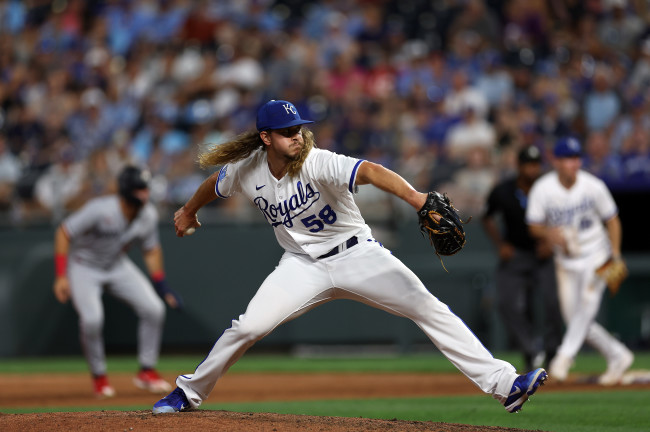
[[68, 258, 165, 375], [68, 261, 109, 376], [554, 264, 627, 362], [107, 258, 166, 369], [177, 240, 516, 408]]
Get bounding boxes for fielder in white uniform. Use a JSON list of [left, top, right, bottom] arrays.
[[526, 137, 634, 385], [53, 166, 181, 397], [153, 100, 547, 415]]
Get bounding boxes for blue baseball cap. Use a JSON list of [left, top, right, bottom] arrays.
[[256, 100, 314, 132], [554, 137, 582, 158]]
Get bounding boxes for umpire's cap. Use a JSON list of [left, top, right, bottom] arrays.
[[118, 165, 151, 205], [554, 137, 582, 158], [256, 100, 314, 132], [518, 146, 542, 164]]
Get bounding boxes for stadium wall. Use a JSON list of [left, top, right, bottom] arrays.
[[1, 223, 648, 357]]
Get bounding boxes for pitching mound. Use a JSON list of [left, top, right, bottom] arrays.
[[0, 410, 543, 432]]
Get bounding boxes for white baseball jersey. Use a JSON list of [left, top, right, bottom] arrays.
[[63, 196, 160, 269], [215, 147, 371, 259], [526, 170, 617, 270]]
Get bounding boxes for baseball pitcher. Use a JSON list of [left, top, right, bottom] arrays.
[[152, 100, 547, 415]]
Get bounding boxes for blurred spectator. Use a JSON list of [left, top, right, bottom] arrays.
[[130, 107, 190, 171], [164, 155, 203, 207], [103, 79, 141, 134], [610, 94, 650, 153], [77, 147, 120, 202], [318, 11, 354, 69], [502, 0, 553, 57], [492, 103, 523, 152], [582, 131, 623, 183], [583, 64, 622, 132], [66, 88, 116, 158], [103, 128, 137, 175], [395, 131, 434, 193], [515, 103, 546, 152], [443, 68, 489, 119], [447, 0, 501, 52], [537, 94, 574, 142], [476, 53, 515, 107], [565, 13, 606, 59], [438, 145, 496, 218], [144, 0, 190, 44], [0, 134, 21, 211], [618, 124, 650, 188], [629, 37, 650, 91], [323, 46, 366, 102], [444, 104, 496, 163], [597, 0, 645, 57], [417, 89, 458, 154], [0, 0, 27, 34], [212, 33, 265, 92], [163, 136, 204, 208], [33, 144, 87, 222], [178, 2, 220, 47]]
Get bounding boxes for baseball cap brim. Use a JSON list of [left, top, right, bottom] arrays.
[[554, 149, 581, 158], [259, 118, 314, 131], [553, 137, 582, 158]]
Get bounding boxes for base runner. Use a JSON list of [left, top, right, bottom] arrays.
[[53, 166, 182, 397]]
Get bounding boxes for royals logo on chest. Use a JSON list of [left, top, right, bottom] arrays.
[[547, 197, 596, 226], [254, 181, 321, 228]]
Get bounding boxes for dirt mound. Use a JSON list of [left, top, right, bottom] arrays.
[[0, 410, 543, 432]]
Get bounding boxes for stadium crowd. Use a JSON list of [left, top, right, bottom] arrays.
[[1, 0, 649, 226]]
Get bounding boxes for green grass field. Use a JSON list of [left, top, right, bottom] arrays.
[[2, 351, 649, 432]]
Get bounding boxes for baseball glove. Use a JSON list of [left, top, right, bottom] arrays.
[[595, 257, 628, 296], [418, 191, 469, 270]]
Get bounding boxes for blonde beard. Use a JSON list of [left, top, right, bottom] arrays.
[[287, 129, 315, 177]]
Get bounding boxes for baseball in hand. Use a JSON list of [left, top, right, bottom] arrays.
[[184, 227, 196, 236]]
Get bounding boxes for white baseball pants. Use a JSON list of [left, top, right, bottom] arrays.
[[68, 257, 166, 376], [177, 240, 517, 408], [554, 262, 628, 362]]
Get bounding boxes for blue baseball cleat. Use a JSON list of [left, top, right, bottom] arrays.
[[504, 368, 548, 413], [152, 386, 192, 414]]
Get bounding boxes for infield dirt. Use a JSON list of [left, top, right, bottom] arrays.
[[0, 371, 637, 431]]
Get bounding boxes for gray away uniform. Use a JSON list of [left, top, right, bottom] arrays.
[[62, 195, 165, 376]]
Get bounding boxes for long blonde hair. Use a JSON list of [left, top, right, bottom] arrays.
[[198, 128, 316, 177]]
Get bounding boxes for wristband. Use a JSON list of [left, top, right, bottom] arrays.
[[152, 278, 169, 296], [55, 254, 67, 277], [151, 278, 184, 310], [151, 270, 165, 283]]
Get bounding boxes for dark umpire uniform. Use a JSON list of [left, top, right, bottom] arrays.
[[482, 146, 563, 371]]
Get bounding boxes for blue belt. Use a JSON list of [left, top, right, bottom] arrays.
[[318, 236, 359, 259]]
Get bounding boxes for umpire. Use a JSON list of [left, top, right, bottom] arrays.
[[482, 146, 563, 372]]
